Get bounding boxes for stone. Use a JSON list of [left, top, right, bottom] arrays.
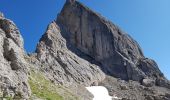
[[36, 21, 105, 86], [137, 58, 164, 79], [165, 93, 170, 98], [56, 0, 165, 83], [145, 95, 154, 100], [0, 13, 30, 99], [156, 78, 170, 89], [0, 18, 24, 48], [153, 95, 163, 100], [120, 84, 128, 90], [0, 0, 170, 99], [0, 12, 4, 18], [142, 79, 155, 87]]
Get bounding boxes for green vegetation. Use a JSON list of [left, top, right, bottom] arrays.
[[28, 70, 63, 100], [28, 70, 78, 100], [0, 97, 13, 100]]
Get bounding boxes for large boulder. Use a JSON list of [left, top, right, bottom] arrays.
[[142, 78, 155, 87]]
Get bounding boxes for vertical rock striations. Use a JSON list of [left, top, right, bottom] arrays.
[[36, 21, 105, 86], [0, 0, 170, 99], [56, 1, 166, 84]]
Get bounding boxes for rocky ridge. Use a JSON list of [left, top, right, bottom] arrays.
[[57, 0, 165, 83], [0, 0, 170, 100], [35, 21, 105, 86], [0, 13, 30, 99]]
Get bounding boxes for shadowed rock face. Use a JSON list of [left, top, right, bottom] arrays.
[[0, 1, 170, 100], [56, 1, 164, 82]]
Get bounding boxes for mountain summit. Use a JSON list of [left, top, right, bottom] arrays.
[[0, 1, 170, 100], [57, 0, 164, 82]]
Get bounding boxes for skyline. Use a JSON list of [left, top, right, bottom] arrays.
[[0, 0, 169, 79]]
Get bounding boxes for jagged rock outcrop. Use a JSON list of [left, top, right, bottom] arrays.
[[56, 0, 166, 84], [0, 0, 170, 100], [0, 13, 30, 99], [35, 1, 170, 99], [36, 21, 105, 86], [34, 0, 170, 99]]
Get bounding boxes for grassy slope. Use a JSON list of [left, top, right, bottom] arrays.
[[28, 70, 78, 100]]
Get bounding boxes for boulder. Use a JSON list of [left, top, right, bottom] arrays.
[[142, 79, 155, 87]]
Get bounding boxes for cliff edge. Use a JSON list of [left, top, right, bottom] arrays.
[[0, 1, 170, 100]]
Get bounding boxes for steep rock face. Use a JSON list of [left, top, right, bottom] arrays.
[[0, 1, 170, 99], [56, 1, 165, 83], [0, 14, 30, 99], [36, 21, 105, 86]]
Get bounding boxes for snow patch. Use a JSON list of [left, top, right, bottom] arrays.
[[86, 86, 121, 100]]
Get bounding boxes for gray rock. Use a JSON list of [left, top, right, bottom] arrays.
[[153, 95, 164, 100], [0, 12, 4, 18], [120, 84, 128, 90], [0, 14, 30, 99], [165, 93, 170, 98], [145, 95, 154, 100], [56, 0, 165, 83], [36, 21, 105, 86], [0, 18, 24, 48], [137, 58, 164, 79], [0, 0, 170, 99], [142, 79, 155, 87], [156, 78, 170, 89]]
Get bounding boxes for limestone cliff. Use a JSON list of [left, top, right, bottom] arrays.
[[0, 13, 30, 99], [0, 0, 170, 100], [57, 0, 166, 84], [36, 21, 105, 86]]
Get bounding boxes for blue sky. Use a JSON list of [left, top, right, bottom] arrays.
[[0, 0, 169, 79]]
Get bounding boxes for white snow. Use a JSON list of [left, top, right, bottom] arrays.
[[86, 86, 121, 100]]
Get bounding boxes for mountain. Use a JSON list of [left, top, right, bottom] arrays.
[[0, 0, 170, 100]]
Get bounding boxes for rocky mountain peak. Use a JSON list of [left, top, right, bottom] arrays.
[[56, 0, 165, 83], [0, 1, 170, 100]]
